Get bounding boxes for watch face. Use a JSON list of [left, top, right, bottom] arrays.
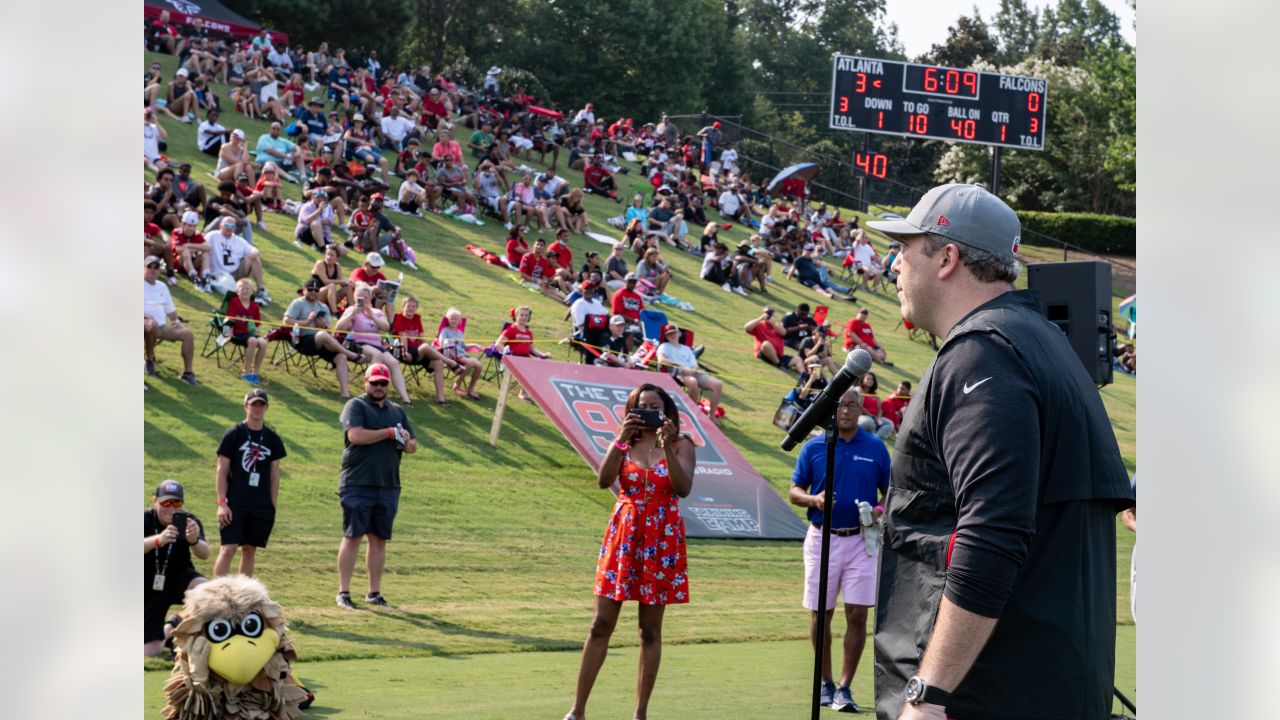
[[905, 677, 924, 702]]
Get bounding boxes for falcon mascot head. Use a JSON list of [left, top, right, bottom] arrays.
[[162, 575, 309, 720]]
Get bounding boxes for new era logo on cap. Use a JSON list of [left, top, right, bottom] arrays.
[[936, 214, 951, 227]]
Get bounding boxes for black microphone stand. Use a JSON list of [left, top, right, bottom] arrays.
[[810, 412, 839, 720]]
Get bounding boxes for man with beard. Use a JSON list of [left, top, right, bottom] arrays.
[[335, 364, 417, 609]]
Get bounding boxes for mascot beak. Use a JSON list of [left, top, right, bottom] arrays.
[[207, 627, 280, 685]]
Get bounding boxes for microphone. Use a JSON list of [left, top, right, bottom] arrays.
[[780, 348, 873, 451]]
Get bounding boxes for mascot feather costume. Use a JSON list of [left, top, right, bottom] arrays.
[[163, 575, 310, 719]]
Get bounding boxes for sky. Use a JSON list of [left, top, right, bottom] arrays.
[[883, 0, 1136, 60]]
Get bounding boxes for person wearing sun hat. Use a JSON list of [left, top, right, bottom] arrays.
[[334, 363, 417, 610], [867, 184, 1135, 720]]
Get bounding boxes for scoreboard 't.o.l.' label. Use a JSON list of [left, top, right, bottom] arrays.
[[829, 54, 1049, 151]]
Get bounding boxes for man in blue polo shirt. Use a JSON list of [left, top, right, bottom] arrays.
[[789, 387, 890, 713]]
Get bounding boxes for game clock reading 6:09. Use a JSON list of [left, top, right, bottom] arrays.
[[829, 54, 1049, 151]]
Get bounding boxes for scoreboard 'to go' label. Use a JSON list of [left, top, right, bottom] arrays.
[[829, 54, 1048, 151]]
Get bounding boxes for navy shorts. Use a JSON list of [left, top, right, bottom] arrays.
[[340, 486, 400, 539], [219, 504, 276, 547]]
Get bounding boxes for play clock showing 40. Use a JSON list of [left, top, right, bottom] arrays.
[[829, 54, 1048, 151]]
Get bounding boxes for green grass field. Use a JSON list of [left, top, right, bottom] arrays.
[[143, 51, 1136, 716]]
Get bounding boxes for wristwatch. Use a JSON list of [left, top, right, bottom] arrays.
[[904, 676, 951, 706]]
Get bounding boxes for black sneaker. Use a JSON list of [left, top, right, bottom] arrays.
[[335, 591, 355, 609], [365, 591, 390, 607], [145, 359, 157, 376], [179, 372, 201, 387]]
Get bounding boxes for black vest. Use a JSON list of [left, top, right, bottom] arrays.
[[874, 290, 1132, 720]]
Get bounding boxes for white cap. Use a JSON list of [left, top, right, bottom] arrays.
[[231, 128, 245, 139], [181, 211, 200, 225], [176, 68, 189, 77], [365, 252, 385, 267], [353, 113, 365, 122]]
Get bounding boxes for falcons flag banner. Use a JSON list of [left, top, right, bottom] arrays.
[[499, 357, 807, 540]]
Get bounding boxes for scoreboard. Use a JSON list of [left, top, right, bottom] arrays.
[[829, 54, 1048, 151]]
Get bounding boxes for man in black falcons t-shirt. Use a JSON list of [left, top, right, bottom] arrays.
[[213, 388, 287, 577], [867, 185, 1133, 720]]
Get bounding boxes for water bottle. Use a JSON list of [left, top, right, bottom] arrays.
[[396, 271, 404, 285], [858, 501, 873, 528], [291, 323, 301, 344], [392, 337, 402, 360]]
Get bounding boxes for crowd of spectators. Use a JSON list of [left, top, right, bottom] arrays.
[[142, 18, 908, 419]]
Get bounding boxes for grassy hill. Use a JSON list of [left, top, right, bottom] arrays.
[[142, 51, 1136, 712]]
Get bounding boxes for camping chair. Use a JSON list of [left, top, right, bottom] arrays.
[[895, 318, 938, 350], [569, 314, 610, 364], [639, 309, 668, 344], [481, 322, 512, 382], [267, 325, 320, 378], [200, 290, 246, 370]]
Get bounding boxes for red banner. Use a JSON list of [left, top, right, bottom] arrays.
[[501, 357, 807, 539]]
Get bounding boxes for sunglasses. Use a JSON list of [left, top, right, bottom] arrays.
[[146, 263, 161, 269], [159, 499, 184, 508], [368, 380, 389, 387]]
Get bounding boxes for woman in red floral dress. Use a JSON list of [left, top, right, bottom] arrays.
[[565, 383, 697, 720]]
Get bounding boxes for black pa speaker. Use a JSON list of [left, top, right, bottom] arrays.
[[1026, 261, 1115, 386]]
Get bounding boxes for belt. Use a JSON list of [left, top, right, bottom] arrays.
[[812, 523, 860, 537]]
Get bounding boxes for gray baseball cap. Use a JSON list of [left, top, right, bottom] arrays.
[[867, 183, 1021, 262]]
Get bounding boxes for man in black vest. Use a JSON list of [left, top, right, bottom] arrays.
[[867, 184, 1133, 720]]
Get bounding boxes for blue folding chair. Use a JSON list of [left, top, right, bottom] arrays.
[[639, 309, 668, 344]]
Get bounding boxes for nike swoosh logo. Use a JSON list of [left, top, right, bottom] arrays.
[[963, 377, 993, 394]]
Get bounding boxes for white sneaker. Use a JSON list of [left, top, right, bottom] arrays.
[[721, 283, 733, 292], [256, 220, 268, 231], [504, 221, 514, 230], [733, 286, 749, 297], [403, 259, 419, 270]]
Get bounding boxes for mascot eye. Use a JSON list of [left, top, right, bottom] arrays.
[[239, 612, 264, 638], [206, 619, 234, 643]]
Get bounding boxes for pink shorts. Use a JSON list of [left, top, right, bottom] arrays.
[[802, 524, 877, 610]]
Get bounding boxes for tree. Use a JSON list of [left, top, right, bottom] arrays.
[[919, 12, 999, 68], [932, 57, 1133, 215], [992, 0, 1042, 66], [235, 0, 415, 56]]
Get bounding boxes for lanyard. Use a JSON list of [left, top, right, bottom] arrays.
[[152, 513, 173, 578]]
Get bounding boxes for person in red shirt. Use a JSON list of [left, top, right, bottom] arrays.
[[144, 201, 173, 281], [583, 156, 618, 201], [349, 252, 390, 308], [254, 164, 285, 212], [420, 88, 449, 130], [842, 307, 891, 365], [495, 307, 550, 401], [348, 194, 378, 252], [391, 295, 462, 406], [226, 278, 269, 384], [610, 273, 646, 322], [879, 380, 912, 431], [170, 211, 211, 287], [547, 228, 574, 270], [744, 307, 805, 373], [855, 371, 895, 439], [504, 225, 529, 269], [518, 238, 567, 302]]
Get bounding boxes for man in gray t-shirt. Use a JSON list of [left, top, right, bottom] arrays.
[[335, 363, 417, 610], [282, 278, 363, 396]]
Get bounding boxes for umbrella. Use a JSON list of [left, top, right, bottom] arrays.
[[1118, 294, 1135, 323], [767, 162, 819, 192], [526, 105, 564, 119]]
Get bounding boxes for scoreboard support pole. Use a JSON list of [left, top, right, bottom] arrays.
[[991, 146, 1002, 196]]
